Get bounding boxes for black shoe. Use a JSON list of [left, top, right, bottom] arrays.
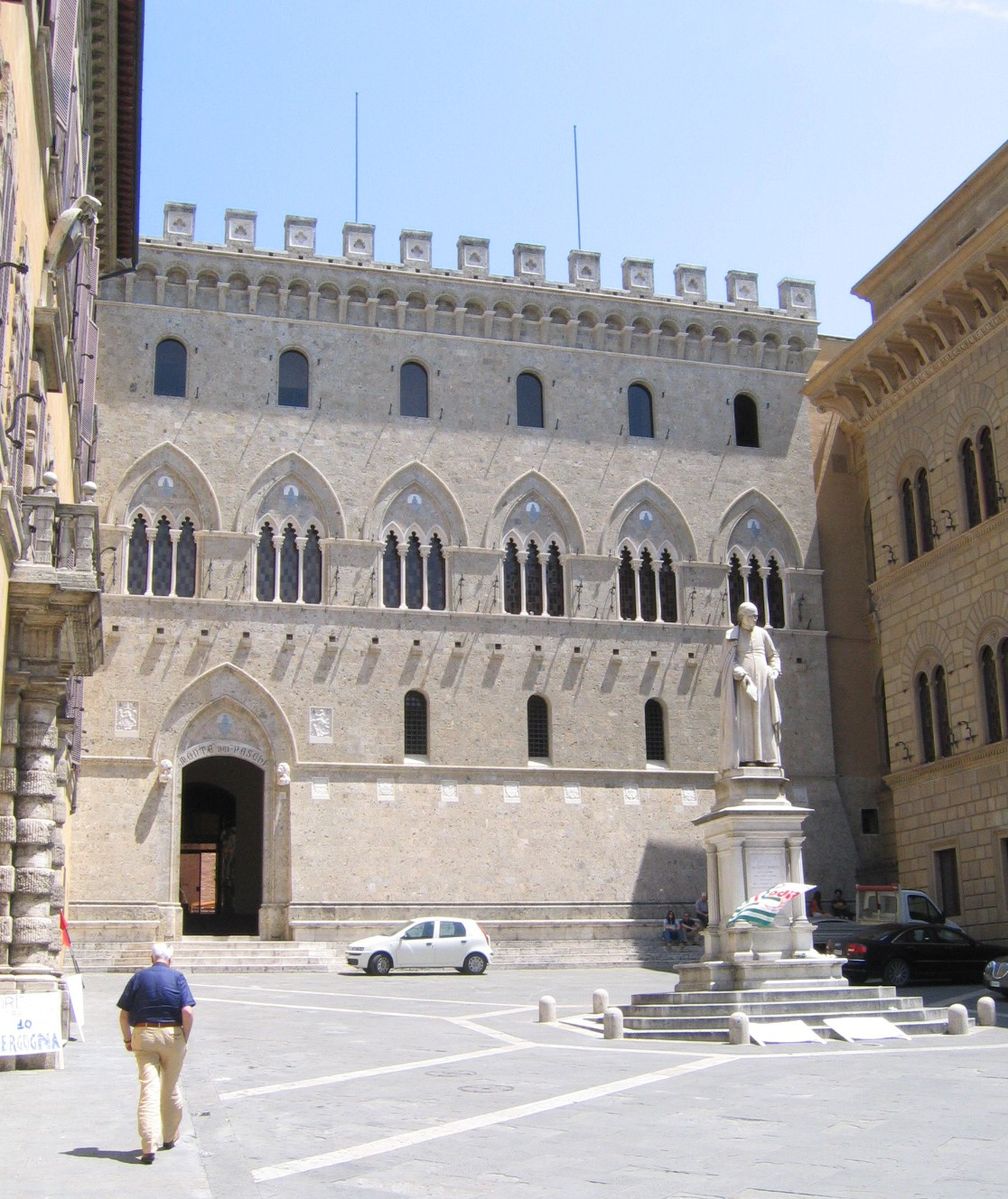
[[162, 1141, 176, 1150], [140, 1153, 156, 1165]]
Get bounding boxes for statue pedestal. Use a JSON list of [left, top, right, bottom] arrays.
[[677, 767, 846, 992]]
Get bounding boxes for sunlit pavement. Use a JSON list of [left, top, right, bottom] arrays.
[[5, 967, 1008, 1198]]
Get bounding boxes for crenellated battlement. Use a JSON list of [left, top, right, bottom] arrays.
[[157, 202, 817, 321]]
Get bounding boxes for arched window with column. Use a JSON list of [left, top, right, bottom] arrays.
[[962, 426, 1000, 526], [255, 520, 323, 604], [617, 543, 678, 624], [382, 528, 450, 611], [916, 661, 952, 763], [127, 511, 199, 598], [501, 535, 565, 617], [725, 550, 786, 628]]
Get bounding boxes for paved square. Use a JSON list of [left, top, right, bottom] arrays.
[[5, 968, 1008, 1198]]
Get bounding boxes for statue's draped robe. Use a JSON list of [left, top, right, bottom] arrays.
[[718, 624, 782, 770]]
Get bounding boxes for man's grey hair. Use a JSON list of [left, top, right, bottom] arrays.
[[151, 941, 173, 963]]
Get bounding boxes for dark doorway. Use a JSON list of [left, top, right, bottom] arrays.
[[180, 756, 264, 935]]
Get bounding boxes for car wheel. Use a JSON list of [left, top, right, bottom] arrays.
[[462, 952, 488, 975], [367, 952, 393, 976], [882, 958, 911, 987]]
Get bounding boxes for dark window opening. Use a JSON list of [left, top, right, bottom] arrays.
[[962, 438, 982, 528], [981, 645, 1002, 743], [748, 554, 766, 626], [901, 478, 918, 562], [256, 523, 276, 601], [934, 847, 961, 917], [154, 338, 187, 397], [279, 525, 299, 602], [278, 350, 309, 408], [628, 383, 653, 438], [766, 556, 785, 628], [382, 531, 401, 608], [734, 394, 759, 448], [176, 518, 197, 598], [916, 468, 934, 553], [516, 372, 544, 428], [934, 665, 952, 758], [639, 548, 657, 622], [545, 542, 564, 616], [860, 808, 880, 835], [404, 690, 428, 756], [427, 535, 446, 611], [658, 551, 677, 622], [404, 532, 423, 609], [503, 539, 521, 614], [127, 514, 149, 594], [151, 516, 173, 595], [525, 540, 543, 615], [644, 698, 665, 761], [917, 671, 935, 763], [400, 361, 428, 418], [979, 426, 999, 518], [618, 547, 636, 620], [302, 526, 322, 605], [527, 695, 549, 759], [727, 554, 745, 619]]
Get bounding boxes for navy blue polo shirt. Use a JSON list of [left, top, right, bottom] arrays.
[[117, 962, 196, 1025]]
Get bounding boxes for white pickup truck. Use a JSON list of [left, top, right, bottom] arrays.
[[812, 884, 957, 948]]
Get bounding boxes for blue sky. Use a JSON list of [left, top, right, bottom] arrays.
[[138, 0, 1008, 338]]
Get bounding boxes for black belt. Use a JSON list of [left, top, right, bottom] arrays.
[[134, 1021, 182, 1028]]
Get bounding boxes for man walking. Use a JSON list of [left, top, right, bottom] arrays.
[[117, 942, 196, 1164]]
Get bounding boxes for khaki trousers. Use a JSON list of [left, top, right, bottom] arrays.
[[133, 1025, 187, 1153]]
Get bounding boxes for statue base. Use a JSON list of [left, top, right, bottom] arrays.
[[682, 766, 838, 991]]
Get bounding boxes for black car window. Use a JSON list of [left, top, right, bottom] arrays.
[[907, 895, 942, 922], [404, 921, 434, 940], [895, 928, 932, 944], [935, 927, 969, 945], [439, 921, 465, 938]]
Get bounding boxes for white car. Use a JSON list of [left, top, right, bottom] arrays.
[[346, 917, 493, 976]]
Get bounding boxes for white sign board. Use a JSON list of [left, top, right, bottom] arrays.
[[0, 992, 63, 1058], [748, 1020, 823, 1045], [823, 1017, 909, 1042]]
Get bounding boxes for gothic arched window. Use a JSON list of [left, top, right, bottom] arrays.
[[127, 514, 149, 594], [901, 478, 919, 562], [302, 526, 322, 604], [978, 427, 999, 518], [766, 557, 785, 629], [382, 531, 401, 608], [503, 539, 521, 614], [278, 350, 309, 408], [748, 554, 767, 626], [279, 524, 299, 602], [933, 665, 952, 758], [427, 535, 446, 611], [618, 547, 636, 620], [916, 468, 934, 553], [256, 523, 276, 601], [627, 383, 653, 438], [545, 542, 564, 616], [980, 645, 1003, 744], [128, 512, 199, 598], [176, 518, 197, 597], [644, 699, 666, 762], [962, 438, 982, 528], [404, 690, 428, 756], [516, 372, 544, 428], [917, 671, 935, 763], [727, 554, 745, 618], [400, 361, 428, 418], [154, 338, 186, 397], [734, 394, 759, 448], [658, 551, 677, 622], [404, 533, 424, 609], [151, 516, 173, 595], [527, 695, 549, 759], [639, 549, 657, 622], [525, 541, 543, 615]]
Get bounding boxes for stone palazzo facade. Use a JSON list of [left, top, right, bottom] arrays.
[[68, 205, 858, 945], [808, 140, 1008, 941]]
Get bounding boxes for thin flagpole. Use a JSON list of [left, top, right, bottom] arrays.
[[355, 92, 359, 222], [573, 124, 582, 250]]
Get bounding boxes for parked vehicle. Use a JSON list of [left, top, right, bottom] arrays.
[[983, 956, 1008, 994], [824, 922, 1008, 986], [346, 917, 493, 975], [812, 884, 955, 950]]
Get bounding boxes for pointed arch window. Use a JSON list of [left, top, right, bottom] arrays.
[[516, 372, 544, 428], [127, 514, 149, 594], [302, 526, 322, 604], [618, 547, 637, 620], [644, 699, 666, 762], [545, 543, 564, 617], [933, 665, 952, 757], [176, 518, 197, 597], [628, 383, 654, 438], [404, 533, 424, 609], [916, 468, 934, 553], [766, 557, 785, 629], [658, 551, 677, 622], [917, 671, 936, 763], [503, 539, 521, 614], [527, 695, 550, 760], [962, 438, 982, 528], [525, 541, 543, 615], [382, 531, 401, 608], [278, 350, 309, 408], [256, 521, 323, 604], [727, 554, 745, 619], [978, 427, 999, 518], [639, 549, 657, 622], [404, 691, 428, 757], [400, 361, 428, 418], [279, 524, 299, 602], [748, 554, 767, 626], [151, 517, 173, 595], [963, 427, 1000, 525], [901, 478, 919, 561], [256, 522, 276, 601], [154, 338, 187, 397], [427, 535, 446, 611], [734, 394, 759, 448]]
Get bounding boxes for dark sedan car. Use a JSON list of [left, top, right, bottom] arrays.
[[823, 922, 1008, 986]]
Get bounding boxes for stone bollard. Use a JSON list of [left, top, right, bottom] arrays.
[[976, 996, 997, 1027], [946, 1003, 969, 1035], [538, 995, 557, 1023], [728, 1011, 750, 1045], [603, 1007, 624, 1039], [592, 988, 609, 1015]]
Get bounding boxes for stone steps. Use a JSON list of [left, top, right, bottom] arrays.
[[589, 982, 957, 1042], [70, 936, 696, 973]]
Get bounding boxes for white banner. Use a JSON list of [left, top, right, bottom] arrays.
[[0, 991, 63, 1057]]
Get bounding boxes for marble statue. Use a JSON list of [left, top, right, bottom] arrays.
[[718, 601, 782, 771], [276, 761, 291, 787]]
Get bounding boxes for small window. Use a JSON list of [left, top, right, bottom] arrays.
[[627, 383, 653, 438], [860, 808, 880, 835], [154, 338, 187, 397], [404, 690, 428, 756], [733, 394, 759, 448], [400, 361, 428, 418], [516, 372, 544, 428], [644, 699, 666, 762], [278, 350, 309, 408], [527, 695, 549, 759]]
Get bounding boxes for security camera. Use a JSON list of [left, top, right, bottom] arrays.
[[45, 194, 102, 271]]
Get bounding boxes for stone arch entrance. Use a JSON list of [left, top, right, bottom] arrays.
[[180, 755, 264, 935]]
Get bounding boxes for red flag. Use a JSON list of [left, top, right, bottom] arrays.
[[59, 911, 72, 948]]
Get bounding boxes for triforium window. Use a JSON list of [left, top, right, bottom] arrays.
[[727, 553, 785, 628], [644, 698, 666, 762], [400, 361, 429, 418], [618, 547, 677, 622], [382, 531, 446, 611], [627, 383, 653, 438], [255, 521, 322, 603], [127, 513, 197, 597], [278, 349, 309, 408], [527, 695, 549, 759], [154, 338, 187, 397], [516, 372, 544, 429], [404, 690, 428, 756], [502, 537, 564, 616], [733, 394, 759, 448]]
